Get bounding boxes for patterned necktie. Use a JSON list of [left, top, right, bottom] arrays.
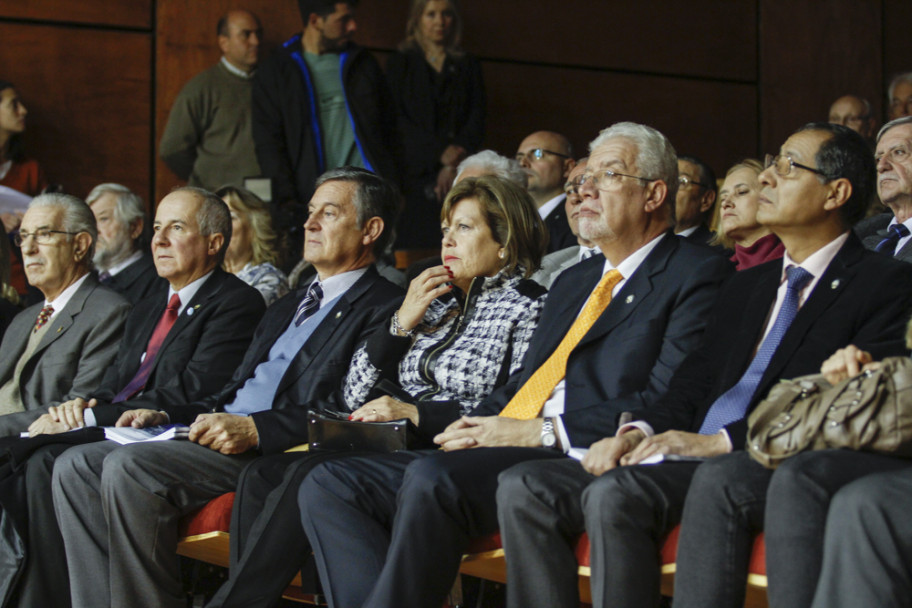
[[112, 294, 182, 402], [98, 271, 112, 283], [499, 269, 624, 420], [698, 265, 814, 435], [875, 223, 910, 255], [33, 305, 54, 332], [294, 282, 323, 326]]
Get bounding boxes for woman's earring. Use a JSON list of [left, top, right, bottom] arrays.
[[498, 250, 505, 259]]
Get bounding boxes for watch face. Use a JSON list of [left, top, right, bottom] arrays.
[[542, 433, 556, 448]]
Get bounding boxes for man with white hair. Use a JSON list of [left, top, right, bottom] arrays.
[[454, 150, 527, 187], [298, 122, 733, 608], [0, 193, 130, 433], [87, 183, 163, 304], [888, 72, 912, 121]]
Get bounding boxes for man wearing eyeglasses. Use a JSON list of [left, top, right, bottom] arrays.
[[674, 155, 718, 246], [515, 130, 577, 252], [0, 193, 131, 432], [491, 122, 912, 608], [854, 116, 912, 262]]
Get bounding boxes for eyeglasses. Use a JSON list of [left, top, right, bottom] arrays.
[[764, 154, 827, 178], [564, 174, 585, 197], [515, 148, 571, 163], [14, 229, 79, 247], [678, 175, 710, 189], [578, 169, 654, 191]]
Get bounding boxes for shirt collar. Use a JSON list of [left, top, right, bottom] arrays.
[[220, 56, 255, 79], [602, 233, 665, 278], [779, 231, 849, 285], [44, 272, 90, 311], [537, 193, 566, 220], [314, 266, 368, 308], [104, 250, 143, 277], [169, 270, 214, 312]]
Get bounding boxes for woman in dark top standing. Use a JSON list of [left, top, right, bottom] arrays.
[[388, 0, 486, 248]]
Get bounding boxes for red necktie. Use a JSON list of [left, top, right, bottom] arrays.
[[113, 294, 182, 402], [33, 305, 54, 332]]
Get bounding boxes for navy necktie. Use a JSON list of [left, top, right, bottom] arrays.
[[294, 282, 323, 326], [699, 266, 814, 435], [875, 223, 910, 255]]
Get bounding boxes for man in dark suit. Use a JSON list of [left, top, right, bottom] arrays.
[[297, 122, 734, 608], [87, 182, 164, 305], [52, 167, 404, 608], [675, 154, 718, 246], [854, 116, 912, 262], [0, 193, 131, 435], [495, 123, 912, 608], [515, 130, 578, 252], [2, 187, 265, 608]]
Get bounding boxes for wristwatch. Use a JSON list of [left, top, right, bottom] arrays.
[[541, 417, 558, 449]]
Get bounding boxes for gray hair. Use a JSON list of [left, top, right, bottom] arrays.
[[589, 122, 679, 220], [169, 187, 232, 264], [889, 72, 912, 104], [455, 150, 528, 188], [28, 193, 97, 268], [876, 115, 912, 143], [314, 167, 400, 255], [86, 183, 146, 245]]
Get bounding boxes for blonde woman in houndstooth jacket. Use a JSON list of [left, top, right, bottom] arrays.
[[345, 175, 549, 442]]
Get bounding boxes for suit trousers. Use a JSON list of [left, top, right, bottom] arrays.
[[763, 449, 912, 608], [206, 450, 373, 608], [498, 458, 700, 608], [299, 447, 563, 608], [811, 464, 912, 608], [51, 440, 255, 608]]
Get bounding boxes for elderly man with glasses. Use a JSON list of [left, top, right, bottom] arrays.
[[0, 193, 130, 433], [515, 130, 578, 252], [674, 155, 718, 246], [490, 122, 912, 608]]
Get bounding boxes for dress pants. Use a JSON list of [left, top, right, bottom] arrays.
[[763, 449, 911, 608], [299, 447, 563, 608], [5, 443, 72, 608], [811, 465, 912, 608], [206, 450, 372, 608], [51, 440, 255, 608], [498, 458, 699, 608]]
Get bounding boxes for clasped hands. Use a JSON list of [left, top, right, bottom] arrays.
[[581, 429, 730, 476], [28, 397, 97, 437]]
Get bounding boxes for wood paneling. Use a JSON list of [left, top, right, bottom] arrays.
[[0, 0, 151, 29], [759, 0, 881, 154], [0, 23, 151, 202], [482, 62, 757, 176]]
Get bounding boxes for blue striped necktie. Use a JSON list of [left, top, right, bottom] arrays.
[[875, 223, 910, 255], [698, 265, 814, 435], [294, 282, 323, 326]]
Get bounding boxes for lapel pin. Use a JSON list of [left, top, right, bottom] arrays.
[[57, 327, 62, 333], [186, 308, 194, 316], [625, 295, 635, 304], [336, 312, 342, 318], [830, 279, 840, 289]]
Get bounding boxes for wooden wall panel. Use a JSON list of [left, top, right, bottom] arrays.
[[759, 0, 881, 155], [482, 62, 757, 177], [0, 23, 151, 202], [0, 0, 151, 29]]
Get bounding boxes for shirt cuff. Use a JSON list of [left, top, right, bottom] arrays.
[[617, 420, 654, 437], [83, 408, 97, 427], [554, 415, 571, 454], [719, 428, 733, 452]]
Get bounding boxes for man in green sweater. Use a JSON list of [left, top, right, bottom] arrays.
[[159, 10, 263, 191]]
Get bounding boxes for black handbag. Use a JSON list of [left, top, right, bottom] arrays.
[[307, 409, 415, 452]]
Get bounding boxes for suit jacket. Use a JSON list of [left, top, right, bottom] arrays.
[[682, 224, 716, 247], [855, 211, 912, 262], [91, 268, 266, 425], [475, 233, 734, 447], [543, 197, 576, 253], [530, 245, 583, 289], [160, 265, 404, 454], [100, 253, 165, 306], [634, 232, 912, 448], [0, 274, 130, 410]]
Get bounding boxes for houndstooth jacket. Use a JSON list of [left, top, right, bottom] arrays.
[[342, 266, 547, 434]]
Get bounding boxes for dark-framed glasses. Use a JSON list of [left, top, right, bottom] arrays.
[[678, 175, 711, 189], [764, 154, 827, 178], [579, 169, 654, 191], [14, 229, 79, 247], [515, 148, 571, 163]]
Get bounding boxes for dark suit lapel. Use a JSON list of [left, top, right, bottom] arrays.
[[726, 264, 780, 381], [576, 234, 673, 349], [759, 235, 862, 387], [275, 267, 380, 395]]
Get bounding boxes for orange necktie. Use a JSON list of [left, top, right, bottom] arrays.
[[499, 269, 624, 420]]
